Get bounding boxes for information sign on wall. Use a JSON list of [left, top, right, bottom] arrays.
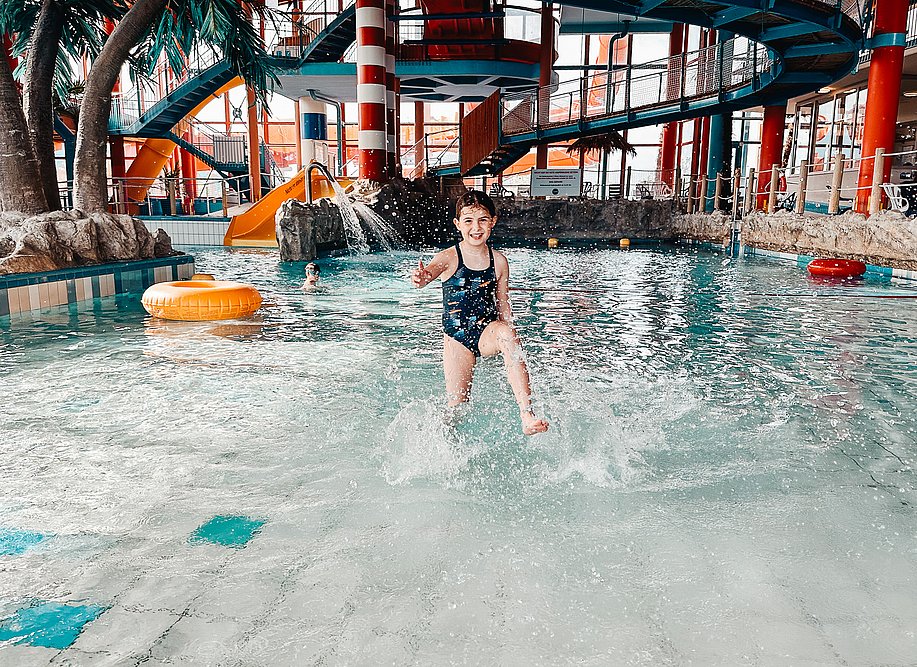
[[530, 169, 582, 197]]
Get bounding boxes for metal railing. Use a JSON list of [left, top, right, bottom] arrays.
[[675, 146, 916, 218], [501, 37, 773, 138], [109, 7, 326, 132], [396, 5, 550, 45]]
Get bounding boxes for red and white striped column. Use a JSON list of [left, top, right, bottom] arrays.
[[356, 0, 387, 182], [385, 0, 398, 176]]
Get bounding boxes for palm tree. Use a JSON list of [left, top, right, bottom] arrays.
[[74, 0, 278, 212], [19, 0, 124, 210], [0, 43, 47, 214]]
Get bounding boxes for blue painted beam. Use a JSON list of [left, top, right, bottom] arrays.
[[713, 6, 759, 26], [760, 22, 820, 40], [783, 42, 852, 58]]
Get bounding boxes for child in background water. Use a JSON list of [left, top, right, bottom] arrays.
[[301, 262, 320, 290], [411, 191, 549, 436]]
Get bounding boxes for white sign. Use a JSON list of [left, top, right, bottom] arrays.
[[530, 169, 582, 197]]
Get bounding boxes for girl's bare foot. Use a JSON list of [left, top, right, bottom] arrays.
[[521, 409, 549, 435]]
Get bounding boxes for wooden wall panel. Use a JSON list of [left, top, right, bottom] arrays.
[[460, 91, 500, 175]]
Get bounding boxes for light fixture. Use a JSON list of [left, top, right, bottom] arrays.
[[844, 88, 857, 94], [904, 91, 917, 97], [818, 87, 832, 94]]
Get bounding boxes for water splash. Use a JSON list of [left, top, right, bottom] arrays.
[[353, 201, 403, 251], [328, 178, 369, 254]]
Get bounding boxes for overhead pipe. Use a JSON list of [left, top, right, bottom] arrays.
[[308, 89, 345, 175]]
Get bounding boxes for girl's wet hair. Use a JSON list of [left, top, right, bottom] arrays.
[[305, 263, 320, 274], [455, 190, 496, 218]]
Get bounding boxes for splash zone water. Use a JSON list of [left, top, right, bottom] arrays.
[[2, 246, 916, 664]]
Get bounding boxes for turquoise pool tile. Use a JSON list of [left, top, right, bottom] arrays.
[[189, 515, 265, 548], [0, 528, 47, 556], [0, 601, 106, 649]]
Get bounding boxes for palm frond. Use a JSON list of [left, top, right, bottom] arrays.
[[135, 0, 280, 107], [565, 131, 636, 158]]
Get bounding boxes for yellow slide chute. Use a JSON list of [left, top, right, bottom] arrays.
[[223, 168, 352, 247]]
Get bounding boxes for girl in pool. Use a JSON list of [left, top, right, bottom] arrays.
[[411, 190, 549, 436]]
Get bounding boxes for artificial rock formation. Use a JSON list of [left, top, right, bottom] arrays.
[[275, 198, 347, 261], [0, 210, 174, 275], [673, 211, 733, 246], [493, 197, 678, 242], [741, 209, 917, 270]]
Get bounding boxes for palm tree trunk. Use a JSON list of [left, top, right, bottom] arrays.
[[24, 0, 65, 211], [0, 45, 48, 215], [73, 0, 166, 212]]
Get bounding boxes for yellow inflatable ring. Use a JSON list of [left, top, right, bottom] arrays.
[[141, 281, 262, 321]]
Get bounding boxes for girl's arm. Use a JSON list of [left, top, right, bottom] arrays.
[[495, 253, 514, 322], [411, 249, 451, 288]]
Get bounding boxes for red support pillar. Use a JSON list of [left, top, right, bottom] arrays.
[[855, 0, 908, 213], [294, 100, 303, 171], [414, 101, 424, 177], [756, 104, 786, 209], [385, 0, 398, 176], [246, 86, 261, 201], [4, 35, 19, 93], [181, 129, 197, 209], [356, 0, 387, 181], [659, 24, 685, 187], [535, 2, 555, 170]]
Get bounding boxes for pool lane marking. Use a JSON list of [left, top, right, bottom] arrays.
[[509, 287, 917, 298], [758, 293, 917, 299]]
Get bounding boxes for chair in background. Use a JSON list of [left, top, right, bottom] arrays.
[[881, 183, 910, 213]]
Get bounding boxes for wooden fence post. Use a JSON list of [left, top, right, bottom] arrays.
[[767, 167, 779, 213], [744, 168, 755, 214], [795, 159, 808, 215], [869, 148, 885, 215], [828, 153, 844, 214]]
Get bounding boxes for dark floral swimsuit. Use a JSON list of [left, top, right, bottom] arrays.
[[442, 244, 498, 356]]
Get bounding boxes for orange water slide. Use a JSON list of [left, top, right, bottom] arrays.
[[123, 77, 242, 204], [223, 168, 353, 247]]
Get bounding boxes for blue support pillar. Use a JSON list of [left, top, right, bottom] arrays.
[[704, 31, 733, 212], [705, 114, 727, 212]]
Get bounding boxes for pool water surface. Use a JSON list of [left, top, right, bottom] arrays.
[[1, 244, 916, 665]]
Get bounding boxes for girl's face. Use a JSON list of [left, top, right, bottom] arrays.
[[454, 205, 496, 247]]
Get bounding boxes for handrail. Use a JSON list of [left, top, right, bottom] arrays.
[[429, 135, 459, 169], [306, 161, 338, 203]]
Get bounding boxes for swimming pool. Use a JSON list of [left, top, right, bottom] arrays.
[[2, 244, 916, 664]]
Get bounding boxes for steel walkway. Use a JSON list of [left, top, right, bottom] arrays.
[[428, 0, 866, 176]]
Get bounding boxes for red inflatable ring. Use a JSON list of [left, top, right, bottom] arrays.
[[807, 258, 867, 278]]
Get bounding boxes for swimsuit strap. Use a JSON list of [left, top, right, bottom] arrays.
[[454, 243, 493, 272]]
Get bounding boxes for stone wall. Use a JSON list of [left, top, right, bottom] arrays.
[[672, 211, 732, 246], [671, 209, 917, 270], [740, 209, 917, 270], [492, 197, 677, 241], [0, 210, 175, 275]]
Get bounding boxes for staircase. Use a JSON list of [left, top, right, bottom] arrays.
[[109, 3, 357, 138]]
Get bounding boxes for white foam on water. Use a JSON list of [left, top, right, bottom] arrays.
[[380, 399, 483, 486]]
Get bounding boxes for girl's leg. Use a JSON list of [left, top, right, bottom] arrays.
[[478, 321, 549, 435], [443, 335, 476, 407]]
